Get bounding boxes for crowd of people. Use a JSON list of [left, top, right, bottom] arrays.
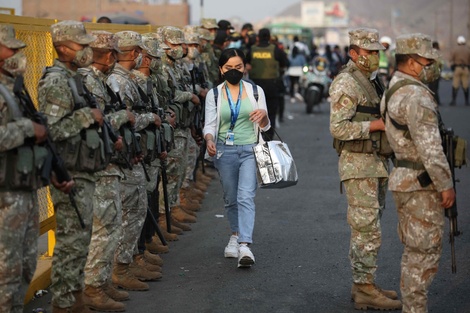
[[0, 15, 468, 313]]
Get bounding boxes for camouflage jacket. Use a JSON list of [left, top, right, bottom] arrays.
[[0, 73, 35, 152], [132, 70, 160, 111], [107, 63, 154, 132], [381, 71, 453, 192], [161, 54, 193, 104], [150, 72, 171, 111], [329, 60, 388, 181]]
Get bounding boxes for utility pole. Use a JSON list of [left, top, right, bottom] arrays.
[[450, 0, 453, 50], [200, 0, 204, 22]]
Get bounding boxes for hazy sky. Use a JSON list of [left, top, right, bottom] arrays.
[[188, 0, 299, 24]]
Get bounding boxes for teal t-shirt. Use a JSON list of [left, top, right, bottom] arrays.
[[218, 95, 257, 145]]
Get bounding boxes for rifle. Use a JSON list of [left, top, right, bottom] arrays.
[[10, 76, 85, 229], [189, 64, 206, 177], [442, 127, 462, 273]]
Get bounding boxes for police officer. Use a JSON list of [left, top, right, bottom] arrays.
[[38, 20, 104, 313], [382, 33, 455, 313], [247, 28, 288, 139], [329, 27, 401, 311], [378, 36, 395, 86], [449, 35, 470, 106]]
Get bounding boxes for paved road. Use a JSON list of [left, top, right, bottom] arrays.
[[26, 79, 470, 313]]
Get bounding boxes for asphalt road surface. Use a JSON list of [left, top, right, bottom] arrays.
[[26, 79, 470, 313]]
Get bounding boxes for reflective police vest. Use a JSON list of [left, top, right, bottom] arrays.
[[249, 44, 279, 80]]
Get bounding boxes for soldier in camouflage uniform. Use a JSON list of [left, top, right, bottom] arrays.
[[37, 20, 104, 313], [159, 26, 201, 225], [79, 31, 132, 311], [107, 31, 162, 292], [329, 27, 402, 310], [381, 33, 455, 313], [0, 24, 52, 313], [199, 28, 220, 86]]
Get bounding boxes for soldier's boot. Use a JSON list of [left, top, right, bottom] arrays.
[[180, 197, 201, 212], [52, 306, 69, 313], [146, 236, 170, 254], [129, 256, 162, 281], [464, 88, 469, 106], [112, 263, 149, 291], [188, 188, 205, 200], [176, 203, 198, 216], [171, 206, 197, 223], [196, 171, 212, 183], [102, 281, 129, 302], [159, 217, 184, 235], [180, 190, 203, 204], [171, 216, 192, 231], [194, 180, 208, 191], [131, 254, 162, 273], [351, 283, 398, 301], [71, 290, 92, 313], [83, 285, 125, 312], [144, 249, 164, 266], [353, 283, 402, 311], [450, 87, 458, 106]]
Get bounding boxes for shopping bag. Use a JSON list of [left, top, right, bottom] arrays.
[[253, 138, 298, 189]]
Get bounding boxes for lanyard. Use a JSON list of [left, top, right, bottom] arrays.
[[224, 81, 243, 131]]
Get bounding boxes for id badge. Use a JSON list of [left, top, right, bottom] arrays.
[[225, 130, 234, 146]]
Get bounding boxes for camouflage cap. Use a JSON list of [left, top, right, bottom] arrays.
[[114, 31, 145, 50], [160, 26, 185, 45], [200, 18, 218, 30], [395, 33, 440, 60], [348, 27, 385, 51], [51, 20, 96, 44], [0, 25, 26, 49], [198, 28, 214, 41], [142, 35, 163, 58], [89, 31, 121, 53], [142, 32, 170, 50], [183, 26, 200, 44]]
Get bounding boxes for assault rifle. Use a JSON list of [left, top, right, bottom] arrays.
[[9, 76, 85, 228], [189, 64, 207, 176], [442, 127, 462, 273]]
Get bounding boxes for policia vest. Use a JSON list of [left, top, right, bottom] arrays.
[[333, 63, 393, 157], [249, 44, 280, 80]]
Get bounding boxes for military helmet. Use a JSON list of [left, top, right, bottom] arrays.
[[348, 27, 385, 51], [200, 18, 218, 30], [160, 26, 186, 45], [89, 31, 121, 53], [395, 33, 440, 60], [142, 32, 170, 50], [0, 25, 26, 49], [51, 20, 96, 44], [183, 26, 200, 44], [198, 28, 214, 41], [114, 31, 146, 50], [142, 35, 163, 58]]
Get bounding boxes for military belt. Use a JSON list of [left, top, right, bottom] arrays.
[[393, 159, 425, 170]]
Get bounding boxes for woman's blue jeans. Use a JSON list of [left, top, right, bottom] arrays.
[[214, 142, 257, 244]]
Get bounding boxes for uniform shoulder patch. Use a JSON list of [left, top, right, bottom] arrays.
[[338, 94, 355, 110]]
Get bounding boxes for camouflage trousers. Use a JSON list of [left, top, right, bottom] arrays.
[[343, 177, 387, 284], [84, 175, 122, 288], [0, 191, 38, 313], [166, 128, 189, 207], [50, 177, 95, 308], [146, 161, 161, 193], [115, 166, 147, 264], [182, 134, 200, 189], [393, 190, 444, 313]]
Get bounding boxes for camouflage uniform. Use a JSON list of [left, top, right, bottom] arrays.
[[80, 31, 130, 289], [381, 33, 453, 313], [329, 28, 390, 286], [198, 28, 219, 85], [107, 31, 154, 266], [38, 21, 98, 308], [0, 25, 40, 313]]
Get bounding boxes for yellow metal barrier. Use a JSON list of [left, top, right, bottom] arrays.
[[0, 13, 161, 303]]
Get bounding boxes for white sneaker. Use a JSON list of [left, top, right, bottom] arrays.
[[237, 244, 255, 268], [224, 235, 239, 258]]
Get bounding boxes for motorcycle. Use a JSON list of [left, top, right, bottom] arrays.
[[300, 56, 332, 114]]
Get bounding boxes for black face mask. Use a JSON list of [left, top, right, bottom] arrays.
[[223, 69, 244, 85]]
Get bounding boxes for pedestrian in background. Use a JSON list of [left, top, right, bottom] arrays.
[[428, 41, 442, 105], [449, 35, 470, 106], [287, 46, 306, 103], [204, 48, 270, 268], [382, 33, 455, 313]]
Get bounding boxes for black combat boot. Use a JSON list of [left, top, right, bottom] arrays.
[[449, 88, 458, 106], [464, 88, 469, 106]]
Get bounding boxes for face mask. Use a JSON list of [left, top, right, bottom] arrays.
[[222, 69, 244, 85], [134, 52, 143, 69], [227, 40, 242, 49], [149, 58, 162, 73], [73, 46, 93, 68], [418, 61, 441, 84], [187, 47, 199, 60], [168, 46, 184, 60], [2, 51, 27, 77], [357, 54, 379, 72]]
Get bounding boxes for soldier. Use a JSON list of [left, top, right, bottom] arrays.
[[107, 30, 162, 292], [79, 30, 133, 311], [0, 24, 72, 313], [159, 26, 201, 226], [449, 35, 470, 106], [38, 20, 104, 313], [329, 27, 402, 310], [381, 33, 455, 313], [200, 18, 219, 42], [198, 27, 219, 87]]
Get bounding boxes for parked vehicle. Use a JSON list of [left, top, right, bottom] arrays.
[[300, 56, 332, 113]]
